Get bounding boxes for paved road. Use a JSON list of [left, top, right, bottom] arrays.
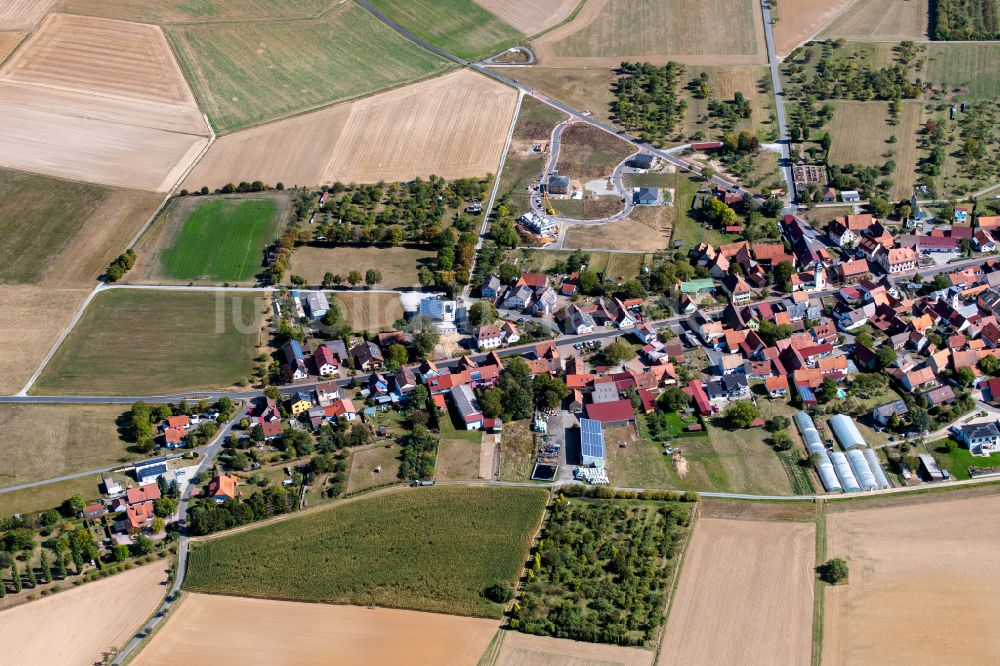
[[760, 0, 794, 202]]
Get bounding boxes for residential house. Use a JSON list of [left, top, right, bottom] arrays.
[[315, 381, 340, 405], [687, 311, 724, 348], [481, 274, 501, 299], [706, 374, 750, 400], [313, 345, 339, 377], [451, 384, 484, 431], [475, 323, 503, 350], [564, 304, 595, 334], [955, 421, 1000, 456], [326, 398, 357, 422], [764, 375, 789, 398], [281, 340, 309, 381], [288, 391, 313, 417], [634, 187, 658, 205], [876, 246, 918, 274], [531, 287, 558, 317], [722, 274, 754, 304], [921, 385, 956, 408], [872, 400, 908, 426], [323, 339, 349, 364], [501, 321, 520, 344], [133, 458, 168, 486], [632, 322, 658, 345], [976, 229, 997, 252], [351, 341, 384, 371], [418, 297, 463, 333], [838, 258, 870, 283], [901, 366, 937, 392], [502, 284, 534, 311], [207, 474, 239, 503]]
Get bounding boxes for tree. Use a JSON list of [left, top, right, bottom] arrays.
[[61, 493, 86, 518], [819, 377, 840, 403], [658, 387, 690, 412], [408, 316, 440, 360], [909, 407, 932, 434], [724, 400, 759, 429], [773, 260, 794, 291], [956, 366, 976, 388], [25, 562, 36, 588], [131, 535, 154, 557], [980, 354, 1000, 375], [11, 563, 20, 593], [57, 552, 68, 579], [484, 583, 513, 603], [766, 415, 790, 432], [599, 341, 635, 367], [577, 270, 601, 295], [770, 431, 793, 451], [386, 343, 409, 370], [153, 497, 178, 518], [855, 331, 874, 348], [38, 550, 50, 584], [322, 272, 336, 288], [497, 262, 519, 285], [533, 373, 569, 409], [347, 270, 362, 286], [151, 517, 166, 534], [364, 269, 382, 286], [820, 558, 849, 584], [874, 346, 897, 370], [468, 301, 498, 327], [113, 544, 130, 562]]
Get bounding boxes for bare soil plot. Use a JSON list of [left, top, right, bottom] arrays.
[[474, 0, 580, 35], [185, 69, 516, 189], [773, 0, 859, 58], [0, 285, 88, 395], [820, 0, 930, 41], [436, 433, 483, 481], [58, 0, 329, 23], [659, 517, 814, 666], [563, 207, 671, 251], [289, 246, 434, 288], [32, 289, 264, 396], [136, 593, 498, 666], [557, 123, 634, 182], [336, 292, 404, 333], [533, 0, 766, 67], [0, 404, 138, 488], [346, 445, 402, 494], [3, 13, 195, 104], [0, 168, 160, 286], [0, 30, 23, 60], [0, 15, 209, 191], [827, 100, 921, 200], [0, 0, 54, 29], [823, 494, 1000, 666], [700, 498, 817, 522], [0, 562, 169, 664], [496, 631, 654, 666]]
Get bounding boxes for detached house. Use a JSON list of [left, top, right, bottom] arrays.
[[722, 274, 754, 304], [313, 345, 340, 377], [351, 341, 384, 371], [876, 247, 918, 274], [281, 340, 308, 381], [207, 474, 239, 503], [955, 421, 1000, 456], [475, 323, 503, 350]]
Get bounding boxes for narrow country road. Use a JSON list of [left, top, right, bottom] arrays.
[[759, 0, 795, 201]]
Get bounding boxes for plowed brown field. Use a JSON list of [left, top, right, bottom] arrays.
[[823, 494, 1000, 665], [474, 0, 579, 34], [185, 69, 517, 189], [773, 0, 858, 58], [0, 30, 22, 60], [134, 593, 499, 666], [659, 517, 814, 666], [0, 14, 209, 190], [0, 0, 54, 29], [0, 561, 169, 665]]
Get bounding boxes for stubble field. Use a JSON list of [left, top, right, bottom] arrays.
[[474, 0, 579, 35], [0, 404, 136, 488], [184, 486, 548, 618], [823, 493, 1000, 665], [0, 30, 23, 60], [0, 561, 170, 665], [185, 69, 517, 189], [0, 168, 160, 286], [827, 100, 921, 200], [819, 0, 930, 41], [533, 0, 766, 66], [773, 0, 858, 57], [0, 285, 89, 395], [0, 13, 209, 190], [659, 517, 815, 666], [0, 0, 54, 29], [32, 289, 264, 395], [135, 593, 499, 666], [494, 631, 655, 666], [336, 292, 404, 333], [166, 4, 449, 133]]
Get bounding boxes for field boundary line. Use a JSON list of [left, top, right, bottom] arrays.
[[654, 499, 700, 664], [811, 499, 827, 666], [516, 0, 588, 44], [0, 30, 29, 68]]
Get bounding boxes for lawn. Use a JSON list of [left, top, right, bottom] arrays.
[[167, 4, 450, 132], [0, 404, 140, 489], [0, 169, 160, 286], [289, 246, 434, 288], [670, 172, 740, 250], [346, 444, 403, 494], [158, 198, 281, 282], [927, 44, 1000, 100], [33, 289, 263, 395], [184, 486, 548, 617], [931, 442, 1000, 480], [602, 425, 672, 489], [336, 292, 403, 333], [365, 0, 524, 61], [518, 249, 611, 275], [0, 474, 110, 519]]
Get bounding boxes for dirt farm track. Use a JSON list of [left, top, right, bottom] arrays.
[[134, 593, 499, 666], [185, 69, 517, 190]]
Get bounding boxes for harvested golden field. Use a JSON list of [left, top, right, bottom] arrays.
[[0, 30, 22, 60], [773, 0, 858, 57], [495, 631, 654, 666], [0, 403, 137, 488], [0, 562, 170, 664], [0, 0, 54, 29], [474, 0, 579, 34], [827, 100, 920, 200], [0, 285, 89, 395], [288, 246, 434, 288], [135, 593, 498, 666], [659, 517, 814, 666], [823, 494, 1000, 665], [820, 0, 930, 41], [336, 292, 404, 333], [2, 14, 195, 104], [533, 0, 766, 67], [185, 69, 516, 189], [563, 207, 672, 251], [0, 15, 209, 190]]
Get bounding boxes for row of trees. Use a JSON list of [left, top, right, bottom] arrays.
[[187, 484, 298, 536]]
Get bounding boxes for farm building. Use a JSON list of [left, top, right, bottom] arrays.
[[303, 291, 329, 320], [841, 190, 861, 203], [590, 380, 621, 404], [451, 383, 483, 431], [829, 414, 866, 450], [919, 453, 946, 481], [864, 448, 892, 490], [584, 399, 635, 426], [579, 418, 606, 467]]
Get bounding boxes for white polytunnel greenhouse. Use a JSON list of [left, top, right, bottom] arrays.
[[847, 448, 879, 491], [814, 449, 843, 493], [863, 447, 893, 490], [830, 451, 861, 492], [829, 414, 866, 450]]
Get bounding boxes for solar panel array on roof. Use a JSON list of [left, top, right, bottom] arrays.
[[579, 418, 606, 466], [136, 463, 167, 481]]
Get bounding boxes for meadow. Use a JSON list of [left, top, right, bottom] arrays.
[[926, 43, 1000, 99], [59, 0, 329, 23], [157, 197, 281, 282], [32, 289, 263, 395], [365, 0, 524, 61], [167, 5, 449, 132], [184, 486, 548, 618], [289, 246, 434, 288]]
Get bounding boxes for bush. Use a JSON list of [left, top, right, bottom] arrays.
[[819, 558, 849, 584], [483, 583, 513, 603]]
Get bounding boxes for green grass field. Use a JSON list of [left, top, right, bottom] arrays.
[[184, 486, 548, 617], [59, 0, 329, 22], [365, 0, 524, 61], [160, 198, 279, 282], [33, 290, 262, 396], [931, 442, 1000, 480], [167, 4, 450, 132], [927, 43, 1000, 100]]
